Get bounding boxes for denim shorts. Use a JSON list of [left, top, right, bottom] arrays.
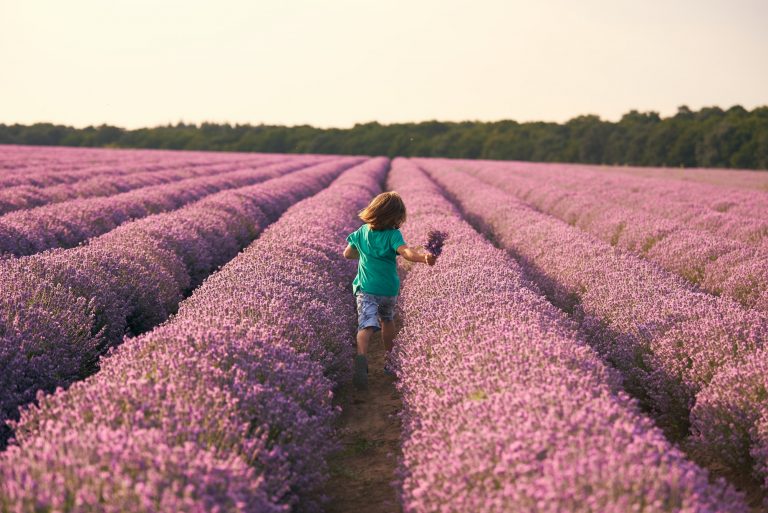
[[355, 291, 397, 332]]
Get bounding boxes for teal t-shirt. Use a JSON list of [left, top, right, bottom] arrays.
[[346, 224, 406, 296]]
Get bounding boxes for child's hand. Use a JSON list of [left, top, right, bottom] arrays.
[[398, 245, 436, 266]]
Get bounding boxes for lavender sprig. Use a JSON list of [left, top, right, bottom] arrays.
[[425, 230, 448, 257]]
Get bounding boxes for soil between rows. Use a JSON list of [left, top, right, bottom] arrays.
[[324, 328, 403, 513]]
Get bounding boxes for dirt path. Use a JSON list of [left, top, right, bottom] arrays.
[[324, 329, 403, 513]]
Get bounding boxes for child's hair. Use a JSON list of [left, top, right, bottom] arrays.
[[359, 191, 406, 230]]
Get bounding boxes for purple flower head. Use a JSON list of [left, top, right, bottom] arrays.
[[425, 230, 448, 257]]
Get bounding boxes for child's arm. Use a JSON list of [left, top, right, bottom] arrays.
[[343, 244, 359, 259], [397, 245, 436, 266]]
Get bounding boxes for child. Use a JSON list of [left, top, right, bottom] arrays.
[[343, 191, 436, 390]]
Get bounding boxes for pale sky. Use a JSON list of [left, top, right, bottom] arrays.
[[1, 0, 766, 129]]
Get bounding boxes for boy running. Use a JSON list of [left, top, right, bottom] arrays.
[[343, 191, 436, 390]]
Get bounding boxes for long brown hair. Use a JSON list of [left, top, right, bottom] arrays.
[[358, 191, 406, 230]]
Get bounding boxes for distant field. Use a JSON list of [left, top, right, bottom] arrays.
[[596, 163, 768, 191], [1, 144, 766, 512]]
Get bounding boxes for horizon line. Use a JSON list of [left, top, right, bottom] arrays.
[[3, 103, 766, 131]]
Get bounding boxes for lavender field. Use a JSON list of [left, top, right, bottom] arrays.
[[1, 144, 767, 512]]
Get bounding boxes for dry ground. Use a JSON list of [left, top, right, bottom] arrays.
[[321, 315, 768, 512], [324, 329, 403, 513]]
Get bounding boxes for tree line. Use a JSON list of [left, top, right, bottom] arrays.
[[1, 105, 766, 169]]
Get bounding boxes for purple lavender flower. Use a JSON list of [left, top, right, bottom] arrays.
[[0, 156, 364, 448], [415, 156, 768, 490], [441, 158, 768, 313], [424, 230, 448, 257], [0, 156, 335, 257], [0, 145, 762, 511], [1, 156, 388, 512], [387, 157, 748, 512]]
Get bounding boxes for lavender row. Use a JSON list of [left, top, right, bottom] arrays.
[[0, 144, 127, 170], [471, 158, 768, 489], [172, 157, 386, 382], [447, 160, 768, 313], [0, 157, 324, 257], [388, 158, 746, 512], [0, 158, 356, 448], [692, 344, 768, 492], [0, 155, 292, 215], [1, 158, 387, 512], [463, 159, 768, 248], [419, 161, 768, 480], [0, 145, 166, 174], [0, 145, 262, 187], [513, 160, 768, 224], [595, 164, 768, 192]]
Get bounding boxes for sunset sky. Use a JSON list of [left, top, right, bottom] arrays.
[[1, 0, 766, 129]]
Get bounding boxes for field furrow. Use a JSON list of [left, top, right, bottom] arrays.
[[388, 158, 747, 512], [0, 158, 359, 447], [418, 159, 768, 497], [0, 156, 328, 257], [0, 157, 387, 512]]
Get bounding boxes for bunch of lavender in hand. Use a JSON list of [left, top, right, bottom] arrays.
[[425, 230, 448, 258]]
